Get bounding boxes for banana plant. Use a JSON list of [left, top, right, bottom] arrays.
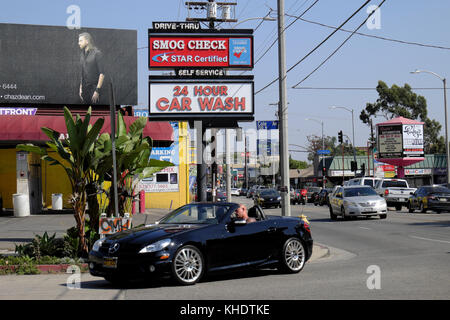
[[93, 112, 173, 217], [17, 107, 104, 256]]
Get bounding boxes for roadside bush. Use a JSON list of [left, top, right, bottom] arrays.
[[15, 232, 66, 259], [15, 226, 100, 260]]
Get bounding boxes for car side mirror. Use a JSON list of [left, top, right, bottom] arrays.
[[410, 192, 414, 195]]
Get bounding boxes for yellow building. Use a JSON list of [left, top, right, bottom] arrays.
[[0, 114, 178, 212], [141, 121, 192, 209]]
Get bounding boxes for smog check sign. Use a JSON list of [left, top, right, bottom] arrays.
[[149, 81, 254, 120], [148, 34, 253, 69]]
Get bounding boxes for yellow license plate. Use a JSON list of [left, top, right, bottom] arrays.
[[103, 257, 118, 268]]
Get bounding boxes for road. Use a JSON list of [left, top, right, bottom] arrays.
[[1, 196, 449, 300]]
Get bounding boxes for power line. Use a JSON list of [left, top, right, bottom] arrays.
[[292, 0, 387, 88], [253, 0, 320, 66], [286, 14, 450, 51], [255, 0, 371, 95], [292, 87, 450, 91]]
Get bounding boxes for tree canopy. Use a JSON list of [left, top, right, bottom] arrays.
[[360, 80, 445, 153]]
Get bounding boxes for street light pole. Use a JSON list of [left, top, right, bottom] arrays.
[[331, 106, 357, 177], [277, 0, 290, 216], [411, 69, 449, 184], [306, 118, 325, 188]]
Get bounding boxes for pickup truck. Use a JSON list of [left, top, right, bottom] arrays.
[[374, 178, 416, 210]]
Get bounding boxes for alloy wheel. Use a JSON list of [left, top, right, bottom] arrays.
[[173, 246, 204, 285], [282, 238, 305, 273]]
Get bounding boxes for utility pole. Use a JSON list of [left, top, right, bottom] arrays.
[[226, 129, 231, 202], [277, 0, 290, 216]]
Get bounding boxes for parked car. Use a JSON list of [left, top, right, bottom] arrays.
[[375, 178, 416, 210], [246, 187, 257, 198], [347, 177, 381, 188], [230, 188, 240, 196], [408, 185, 450, 213], [306, 187, 321, 203], [299, 188, 308, 204], [254, 189, 282, 208], [206, 189, 227, 202], [314, 188, 333, 206], [239, 188, 248, 196], [329, 186, 387, 220], [290, 188, 301, 205], [89, 202, 313, 285]]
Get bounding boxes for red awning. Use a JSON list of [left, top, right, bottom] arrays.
[[0, 115, 174, 142]]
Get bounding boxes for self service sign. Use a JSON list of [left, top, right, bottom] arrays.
[[148, 33, 253, 69], [149, 81, 254, 120]]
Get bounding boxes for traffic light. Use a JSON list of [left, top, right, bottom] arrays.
[[351, 161, 357, 172], [360, 163, 366, 176], [338, 130, 343, 143]]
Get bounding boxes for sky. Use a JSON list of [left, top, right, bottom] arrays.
[[1, 0, 450, 162]]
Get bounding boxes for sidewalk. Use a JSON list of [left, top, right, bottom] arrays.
[[0, 208, 169, 252]]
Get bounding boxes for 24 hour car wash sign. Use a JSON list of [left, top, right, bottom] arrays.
[[148, 33, 253, 69], [149, 81, 254, 119]]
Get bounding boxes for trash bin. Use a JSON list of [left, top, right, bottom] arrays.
[[13, 193, 30, 217], [52, 193, 63, 210]]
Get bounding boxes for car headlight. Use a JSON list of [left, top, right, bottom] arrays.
[[277, 196, 281, 200], [139, 238, 172, 254], [92, 239, 103, 252]]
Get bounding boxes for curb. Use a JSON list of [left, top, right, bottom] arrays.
[[0, 263, 89, 274], [309, 243, 330, 262]]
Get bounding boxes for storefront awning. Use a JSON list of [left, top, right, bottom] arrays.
[[0, 115, 174, 143]]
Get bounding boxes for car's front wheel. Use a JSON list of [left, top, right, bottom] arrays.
[[172, 245, 205, 285], [279, 238, 306, 273]]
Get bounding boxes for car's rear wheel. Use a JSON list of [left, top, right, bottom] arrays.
[[408, 202, 414, 213], [279, 238, 306, 273], [172, 245, 204, 285]]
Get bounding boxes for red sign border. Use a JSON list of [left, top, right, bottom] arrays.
[[148, 33, 254, 70]]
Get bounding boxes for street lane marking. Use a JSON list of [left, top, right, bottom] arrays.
[[409, 235, 450, 244], [359, 227, 371, 230]]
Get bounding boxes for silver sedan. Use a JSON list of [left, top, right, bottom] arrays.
[[329, 186, 387, 220]]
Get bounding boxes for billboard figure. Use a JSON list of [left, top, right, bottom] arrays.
[[78, 32, 105, 104]]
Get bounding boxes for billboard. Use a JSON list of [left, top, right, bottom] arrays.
[[378, 123, 424, 159], [148, 33, 253, 69], [138, 122, 179, 193], [402, 124, 424, 157], [0, 23, 137, 106], [149, 81, 254, 119]]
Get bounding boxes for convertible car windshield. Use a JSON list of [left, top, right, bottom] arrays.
[[158, 204, 232, 225], [344, 187, 378, 197]]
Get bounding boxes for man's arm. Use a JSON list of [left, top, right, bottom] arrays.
[[91, 73, 104, 103]]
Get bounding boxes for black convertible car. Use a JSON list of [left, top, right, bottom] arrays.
[[89, 202, 313, 285]]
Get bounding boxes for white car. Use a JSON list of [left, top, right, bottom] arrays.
[[329, 186, 387, 220], [230, 188, 240, 196]]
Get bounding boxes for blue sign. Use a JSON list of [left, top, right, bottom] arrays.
[[317, 150, 331, 155], [229, 38, 252, 66], [256, 121, 279, 130]]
